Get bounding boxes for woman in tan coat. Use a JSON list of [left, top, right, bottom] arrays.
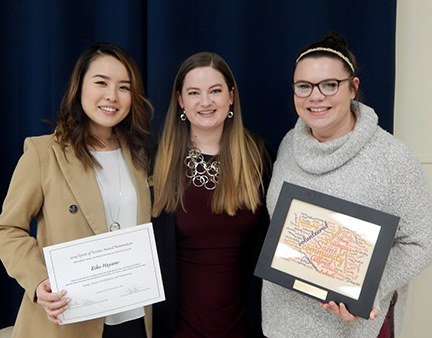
[[0, 43, 152, 338]]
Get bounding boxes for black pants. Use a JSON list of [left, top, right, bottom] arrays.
[[102, 317, 147, 338]]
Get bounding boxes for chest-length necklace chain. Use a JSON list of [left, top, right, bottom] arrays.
[[94, 149, 122, 231]]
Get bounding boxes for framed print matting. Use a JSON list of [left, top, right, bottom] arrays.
[[255, 182, 400, 319]]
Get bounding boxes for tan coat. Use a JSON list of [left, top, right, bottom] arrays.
[[0, 135, 152, 338]]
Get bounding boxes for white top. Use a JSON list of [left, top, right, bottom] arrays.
[[92, 149, 145, 325]]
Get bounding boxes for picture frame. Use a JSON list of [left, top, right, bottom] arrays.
[[255, 182, 400, 319]]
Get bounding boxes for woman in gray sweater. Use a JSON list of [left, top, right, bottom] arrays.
[[262, 32, 432, 338]]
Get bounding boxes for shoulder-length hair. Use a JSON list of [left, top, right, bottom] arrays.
[[152, 52, 266, 217], [55, 42, 152, 170]]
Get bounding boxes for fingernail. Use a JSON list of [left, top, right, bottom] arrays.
[[66, 298, 71, 303], [64, 305, 69, 310], [60, 290, 67, 297]]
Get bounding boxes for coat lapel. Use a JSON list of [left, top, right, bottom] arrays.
[[53, 141, 151, 235], [53, 144, 108, 235]]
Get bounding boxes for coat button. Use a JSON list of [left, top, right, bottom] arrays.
[[69, 205, 78, 214]]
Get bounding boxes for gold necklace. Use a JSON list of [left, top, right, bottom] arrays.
[[94, 149, 122, 231]]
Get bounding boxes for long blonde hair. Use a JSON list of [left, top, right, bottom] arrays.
[[152, 52, 266, 217]]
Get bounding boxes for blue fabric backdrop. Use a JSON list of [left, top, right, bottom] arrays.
[[0, 0, 396, 329]]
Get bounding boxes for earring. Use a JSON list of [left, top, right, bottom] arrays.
[[180, 109, 187, 121], [227, 108, 234, 119]]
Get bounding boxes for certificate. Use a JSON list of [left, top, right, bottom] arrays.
[[254, 182, 399, 319], [43, 223, 165, 325]]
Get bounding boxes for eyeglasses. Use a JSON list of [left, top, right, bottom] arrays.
[[292, 77, 353, 98]]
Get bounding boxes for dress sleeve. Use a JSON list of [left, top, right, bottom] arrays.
[[0, 138, 49, 301]]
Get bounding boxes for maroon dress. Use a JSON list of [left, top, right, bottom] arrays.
[[172, 181, 262, 338]]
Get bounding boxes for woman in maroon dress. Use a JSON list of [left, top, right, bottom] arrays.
[[151, 52, 273, 338]]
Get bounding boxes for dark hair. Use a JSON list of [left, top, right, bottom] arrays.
[[294, 32, 361, 103], [296, 32, 356, 75], [55, 42, 152, 170]]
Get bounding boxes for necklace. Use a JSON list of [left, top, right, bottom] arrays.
[[94, 149, 122, 231], [185, 148, 219, 190]]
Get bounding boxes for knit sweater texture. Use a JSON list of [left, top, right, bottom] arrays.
[[263, 103, 432, 338]]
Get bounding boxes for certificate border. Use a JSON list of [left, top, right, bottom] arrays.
[[254, 182, 400, 319], [43, 223, 165, 324]]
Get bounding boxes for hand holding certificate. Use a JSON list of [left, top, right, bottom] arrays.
[[43, 223, 165, 325]]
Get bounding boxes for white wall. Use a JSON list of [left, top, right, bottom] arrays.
[[394, 0, 432, 337]]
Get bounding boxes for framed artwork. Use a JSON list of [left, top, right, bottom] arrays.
[[255, 182, 399, 319]]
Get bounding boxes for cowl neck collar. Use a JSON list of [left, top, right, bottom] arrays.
[[292, 102, 379, 175]]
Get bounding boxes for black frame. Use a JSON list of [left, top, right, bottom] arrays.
[[255, 182, 400, 319]]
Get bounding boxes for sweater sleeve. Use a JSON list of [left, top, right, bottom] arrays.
[[374, 139, 432, 308], [0, 138, 49, 301]]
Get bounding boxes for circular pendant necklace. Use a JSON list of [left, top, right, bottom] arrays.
[[94, 149, 122, 231], [109, 221, 120, 232]]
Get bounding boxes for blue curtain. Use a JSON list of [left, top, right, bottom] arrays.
[[0, 0, 396, 329], [147, 0, 397, 150]]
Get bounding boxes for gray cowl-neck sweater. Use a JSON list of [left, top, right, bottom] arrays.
[[263, 102, 432, 338]]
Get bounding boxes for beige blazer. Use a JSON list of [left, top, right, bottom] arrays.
[[0, 135, 152, 338]]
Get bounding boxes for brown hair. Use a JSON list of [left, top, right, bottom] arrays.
[[55, 42, 151, 170], [295, 32, 362, 105], [152, 52, 266, 217]]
